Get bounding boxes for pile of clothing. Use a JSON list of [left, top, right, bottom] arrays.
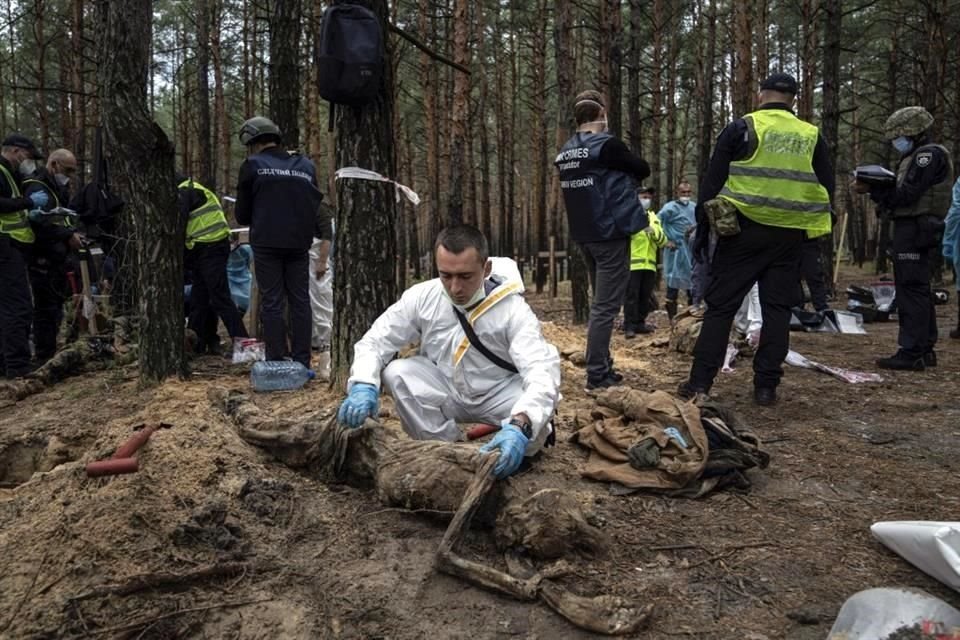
[[572, 389, 769, 497]]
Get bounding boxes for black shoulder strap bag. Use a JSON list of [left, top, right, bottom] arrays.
[[451, 306, 519, 374]]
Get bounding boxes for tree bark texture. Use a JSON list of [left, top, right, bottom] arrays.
[[269, 0, 301, 148], [447, 0, 470, 226], [96, 0, 184, 384], [195, 0, 214, 187], [333, 0, 397, 386]]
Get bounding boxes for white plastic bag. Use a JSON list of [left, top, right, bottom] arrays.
[[871, 521, 960, 592], [232, 338, 266, 364]]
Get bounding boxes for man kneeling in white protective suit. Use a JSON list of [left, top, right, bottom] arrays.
[[337, 224, 562, 479]]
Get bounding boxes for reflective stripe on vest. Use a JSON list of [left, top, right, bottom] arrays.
[[179, 179, 230, 248], [0, 164, 34, 243], [719, 109, 832, 238]]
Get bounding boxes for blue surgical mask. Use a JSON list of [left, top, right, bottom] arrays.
[[892, 136, 913, 155]]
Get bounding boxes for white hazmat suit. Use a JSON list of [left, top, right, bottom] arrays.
[[348, 258, 561, 454], [309, 237, 333, 379]]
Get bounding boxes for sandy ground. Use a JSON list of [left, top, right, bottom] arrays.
[[1, 266, 959, 639]]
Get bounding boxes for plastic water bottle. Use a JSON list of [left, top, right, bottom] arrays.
[[250, 360, 315, 392]]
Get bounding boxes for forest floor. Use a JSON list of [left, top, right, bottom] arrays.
[[1, 264, 959, 640]]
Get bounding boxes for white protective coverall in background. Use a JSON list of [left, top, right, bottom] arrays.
[[348, 257, 561, 454], [309, 237, 333, 378]]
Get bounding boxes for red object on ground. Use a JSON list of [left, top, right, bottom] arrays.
[[466, 423, 501, 440], [112, 424, 158, 459], [85, 457, 139, 477]]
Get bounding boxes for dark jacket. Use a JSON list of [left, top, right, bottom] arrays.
[[235, 147, 324, 251], [24, 169, 74, 263]]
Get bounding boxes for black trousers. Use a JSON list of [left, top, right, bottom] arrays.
[[186, 238, 248, 352], [29, 259, 68, 363], [624, 269, 657, 330], [689, 217, 804, 391], [666, 286, 693, 305], [254, 245, 311, 367], [0, 236, 34, 377], [892, 218, 937, 358], [799, 239, 829, 311]]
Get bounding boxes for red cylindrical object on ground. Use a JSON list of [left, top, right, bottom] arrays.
[[86, 457, 139, 477], [466, 423, 501, 440], [112, 425, 157, 459]]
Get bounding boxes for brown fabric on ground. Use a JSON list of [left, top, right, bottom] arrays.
[[573, 389, 708, 491]]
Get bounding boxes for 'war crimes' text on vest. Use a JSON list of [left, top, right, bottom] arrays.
[[256, 168, 313, 180], [561, 177, 595, 189], [555, 146, 590, 171]]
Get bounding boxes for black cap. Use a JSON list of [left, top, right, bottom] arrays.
[[637, 186, 656, 195], [1, 133, 41, 158], [760, 72, 798, 95]]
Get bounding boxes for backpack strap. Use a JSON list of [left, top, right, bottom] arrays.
[[451, 305, 518, 374]]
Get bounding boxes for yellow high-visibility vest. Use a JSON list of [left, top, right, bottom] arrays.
[[0, 164, 34, 243], [629, 210, 666, 271], [719, 109, 832, 238], [180, 179, 230, 249]]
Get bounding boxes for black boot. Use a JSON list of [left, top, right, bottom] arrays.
[[951, 305, 960, 339], [666, 299, 678, 319], [876, 350, 925, 371]]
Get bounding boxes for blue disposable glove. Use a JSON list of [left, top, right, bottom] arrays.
[[337, 382, 379, 428], [479, 421, 530, 479], [28, 191, 49, 210]]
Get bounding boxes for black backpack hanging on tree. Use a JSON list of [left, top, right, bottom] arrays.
[[316, 1, 384, 130]]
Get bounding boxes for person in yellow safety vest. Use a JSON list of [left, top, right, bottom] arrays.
[[679, 73, 835, 407], [0, 134, 51, 378], [624, 186, 666, 338], [23, 149, 83, 364], [178, 175, 248, 355]]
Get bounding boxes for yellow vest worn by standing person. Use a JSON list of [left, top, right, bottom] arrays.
[[0, 164, 35, 244], [630, 209, 666, 271], [719, 109, 832, 238], [180, 179, 230, 249]]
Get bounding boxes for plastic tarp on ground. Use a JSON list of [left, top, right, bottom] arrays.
[[872, 521, 960, 592], [827, 588, 960, 639]]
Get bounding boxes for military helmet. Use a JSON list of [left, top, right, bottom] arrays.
[[883, 106, 934, 140], [238, 116, 282, 146]]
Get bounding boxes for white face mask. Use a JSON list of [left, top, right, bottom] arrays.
[[444, 282, 486, 310], [19, 158, 36, 176], [639, 198, 651, 210], [678, 196, 691, 205], [55, 173, 70, 187]]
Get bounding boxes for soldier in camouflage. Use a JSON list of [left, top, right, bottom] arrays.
[[853, 106, 954, 371]]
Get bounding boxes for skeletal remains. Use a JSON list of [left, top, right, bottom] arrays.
[[209, 388, 653, 635]]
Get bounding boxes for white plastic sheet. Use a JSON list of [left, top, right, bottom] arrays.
[[871, 521, 960, 592], [828, 587, 960, 639], [785, 349, 883, 384]]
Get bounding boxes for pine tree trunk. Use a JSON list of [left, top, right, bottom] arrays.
[[476, 0, 492, 243], [333, 0, 397, 386], [419, 0, 441, 259], [696, 0, 717, 181], [269, 0, 301, 148], [96, 0, 184, 384], [447, 0, 470, 225], [532, 0, 547, 292], [627, 0, 642, 154], [195, 0, 213, 187], [649, 0, 663, 193], [821, 0, 841, 282], [732, 0, 754, 117], [211, 0, 230, 199]]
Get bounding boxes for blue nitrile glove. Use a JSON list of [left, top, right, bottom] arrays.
[[28, 191, 49, 210], [479, 421, 529, 479], [337, 382, 379, 428]]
